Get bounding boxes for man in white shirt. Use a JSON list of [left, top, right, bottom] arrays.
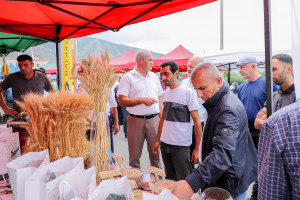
[[118, 49, 162, 168], [181, 56, 206, 168], [153, 61, 202, 180]]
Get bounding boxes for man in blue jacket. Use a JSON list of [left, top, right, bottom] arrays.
[[172, 62, 257, 200]]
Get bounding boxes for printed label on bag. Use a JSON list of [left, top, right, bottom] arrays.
[[11, 146, 20, 158]]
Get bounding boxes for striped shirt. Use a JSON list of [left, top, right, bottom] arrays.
[[258, 101, 300, 200]]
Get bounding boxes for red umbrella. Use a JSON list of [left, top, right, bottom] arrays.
[[153, 44, 194, 72]]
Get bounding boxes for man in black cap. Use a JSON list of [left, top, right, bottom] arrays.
[[237, 56, 279, 200]]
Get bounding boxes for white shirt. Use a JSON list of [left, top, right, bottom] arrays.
[[160, 84, 199, 146], [117, 68, 163, 115], [106, 81, 118, 116], [181, 77, 206, 122]]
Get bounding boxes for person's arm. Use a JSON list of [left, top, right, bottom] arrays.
[[158, 95, 162, 118], [152, 110, 165, 155], [43, 74, 54, 92], [190, 110, 202, 165], [111, 107, 119, 135], [254, 107, 267, 130], [184, 110, 240, 193], [118, 95, 157, 107], [0, 87, 18, 117]]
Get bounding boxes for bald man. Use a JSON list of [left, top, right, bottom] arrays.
[[172, 62, 257, 200], [182, 56, 206, 169]]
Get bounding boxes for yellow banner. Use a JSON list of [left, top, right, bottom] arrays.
[[62, 39, 73, 91]]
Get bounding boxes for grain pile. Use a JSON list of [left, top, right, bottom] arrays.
[[76, 51, 121, 182], [16, 91, 93, 162]]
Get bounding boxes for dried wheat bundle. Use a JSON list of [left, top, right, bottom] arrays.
[[76, 50, 122, 182], [16, 91, 93, 162]]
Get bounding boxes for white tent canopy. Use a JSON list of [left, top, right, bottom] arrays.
[[203, 49, 292, 71]]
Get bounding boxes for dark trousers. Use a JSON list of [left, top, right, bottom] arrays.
[[121, 106, 129, 138], [160, 141, 192, 181], [249, 126, 259, 200], [189, 122, 204, 169]]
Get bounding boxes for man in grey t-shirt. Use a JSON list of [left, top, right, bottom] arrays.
[[0, 55, 53, 116]]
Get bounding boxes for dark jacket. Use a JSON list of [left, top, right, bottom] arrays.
[[186, 85, 257, 198]]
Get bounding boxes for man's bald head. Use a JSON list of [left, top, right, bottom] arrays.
[[191, 62, 223, 101], [191, 62, 220, 82], [187, 56, 204, 77]]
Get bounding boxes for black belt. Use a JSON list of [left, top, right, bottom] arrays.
[[129, 113, 158, 119]]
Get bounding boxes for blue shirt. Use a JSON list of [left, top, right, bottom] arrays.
[[258, 101, 300, 200], [181, 78, 206, 122], [237, 76, 279, 125]]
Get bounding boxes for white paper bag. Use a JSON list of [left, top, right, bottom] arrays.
[[24, 156, 84, 200], [0, 132, 21, 174], [0, 127, 12, 134], [59, 166, 96, 200], [6, 149, 50, 200], [90, 176, 134, 200], [143, 189, 179, 200]]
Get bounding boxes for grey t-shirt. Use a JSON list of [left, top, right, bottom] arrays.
[[264, 84, 296, 112], [0, 70, 53, 112], [273, 84, 296, 112]]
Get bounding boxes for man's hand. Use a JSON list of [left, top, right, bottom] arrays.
[[171, 180, 194, 200], [152, 141, 160, 155], [141, 97, 158, 106], [3, 107, 18, 117], [256, 108, 267, 120], [191, 149, 199, 165], [112, 123, 119, 135]]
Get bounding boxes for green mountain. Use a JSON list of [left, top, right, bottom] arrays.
[[6, 36, 162, 61]]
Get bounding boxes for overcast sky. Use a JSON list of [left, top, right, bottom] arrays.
[[90, 0, 292, 56]]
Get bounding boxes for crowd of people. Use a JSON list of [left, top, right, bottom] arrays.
[[0, 50, 298, 200], [115, 49, 298, 200]]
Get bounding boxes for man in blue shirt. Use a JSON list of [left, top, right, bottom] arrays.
[[237, 56, 279, 200], [258, 101, 300, 200]]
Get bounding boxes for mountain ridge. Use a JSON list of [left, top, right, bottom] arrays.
[[6, 36, 163, 61]]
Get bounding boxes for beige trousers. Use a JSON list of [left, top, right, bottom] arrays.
[[127, 115, 161, 169]]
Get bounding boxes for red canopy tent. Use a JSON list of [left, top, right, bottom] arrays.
[[0, 0, 215, 87], [153, 45, 194, 72], [0, 0, 215, 41], [45, 66, 82, 74], [108, 49, 136, 70]]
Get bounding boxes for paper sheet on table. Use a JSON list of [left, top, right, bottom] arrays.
[[6, 149, 50, 200], [90, 176, 134, 200], [24, 156, 84, 200], [58, 167, 96, 200], [143, 189, 179, 200]]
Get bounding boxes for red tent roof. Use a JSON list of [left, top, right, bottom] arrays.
[[0, 0, 216, 42], [153, 45, 194, 71], [108, 49, 136, 70]]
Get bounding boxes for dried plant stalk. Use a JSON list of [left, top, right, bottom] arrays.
[[75, 50, 122, 182], [16, 91, 93, 162]]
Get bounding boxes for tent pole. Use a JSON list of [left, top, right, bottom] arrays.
[[264, 0, 273, 117], [55, 41, 61, 90], [228, 64, 231, 84], [55, 23, 62, 90]]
